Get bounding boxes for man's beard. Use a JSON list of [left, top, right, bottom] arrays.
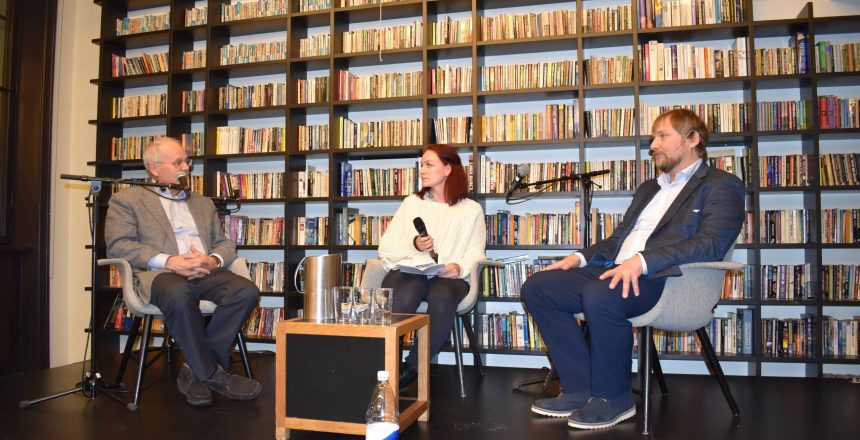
[[652, 151, 683, 173]]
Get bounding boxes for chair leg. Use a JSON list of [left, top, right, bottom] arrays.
[[237, 331, 253, 379], [129, 315, 154, 411], [462, 314, 484, 376], [641, 326, 653, 436], [696, 328, 740, 418], [650, 336, 668, 396], [114, 316, 142, 386], [451, 317, 466, 398]]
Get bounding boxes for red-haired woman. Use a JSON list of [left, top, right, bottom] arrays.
[[378, 144, 487, 391]]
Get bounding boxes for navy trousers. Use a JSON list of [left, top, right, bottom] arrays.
[[382, 269, 468, 369], [521, 264, 665, 399], [151, 269, 260, 380]]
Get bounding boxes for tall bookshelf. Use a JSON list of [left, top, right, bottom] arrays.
[[91, 0, 860, 378]]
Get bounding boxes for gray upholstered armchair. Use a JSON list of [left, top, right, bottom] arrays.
[[361, 257, 504, 397]]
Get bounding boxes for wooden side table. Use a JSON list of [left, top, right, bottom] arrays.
[[275, 314, 430, 439]]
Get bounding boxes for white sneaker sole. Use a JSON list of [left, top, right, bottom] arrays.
[[568, 406, 636, 430], [530, 405, 573, 418]]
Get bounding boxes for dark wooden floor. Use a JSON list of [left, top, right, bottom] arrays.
[[1, 351, 858, 440]]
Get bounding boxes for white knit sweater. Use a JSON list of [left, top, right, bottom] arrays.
[[378, 194, 486, 281]]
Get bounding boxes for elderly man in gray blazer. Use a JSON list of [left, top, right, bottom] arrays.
[[523, 109, 745, 430], [105, 136, 261, 406]]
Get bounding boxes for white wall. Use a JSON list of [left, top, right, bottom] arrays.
[[50, 0, 100, 367], [47, 0, 860, 367]]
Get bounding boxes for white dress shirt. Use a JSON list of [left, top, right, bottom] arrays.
[[576, 159, 703, 274], [147, 187, 223, 270]]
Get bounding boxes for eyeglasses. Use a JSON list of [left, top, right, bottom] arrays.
[[156, 158, 193, 168]]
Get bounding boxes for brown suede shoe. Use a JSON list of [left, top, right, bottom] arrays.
[[177, 363, 213, 406], [204, 365, 261, 400]]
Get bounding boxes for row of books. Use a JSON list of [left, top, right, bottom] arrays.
[[181, 90, 205, 113], [111, 52, 168, 77], [111, 93, 167, 119], [341, 21, 423, 53], [819, 96, 860, 129], [116, 11, 169, 36], [223, 215, 285, 246], [299, 0, 330, 13], [476, 312, 545, 351], [760, 264, 813, 301], [110, 135, 160, 161], [480, 60, 578, 91], [342, 214, 393, 246], [336, 116, 422, 149], [585, 107, 634, 137], [819, 153, 860, 187], [219, 41, 287, 66], [429, 65, 472, 95], [582, 5, 632, 33], [721, 266, 752, 300], [753, 32, 808, 76], [340, 0, 399, 6], [820, 209, 860, 244], [476, 157, 579, 194], [243, 306, 286, 338], [758, 154, 810, 188], [761, 315, 815, 358], [480, 104, 578, 142], [815, 41, 860, 74], [294, 217, 329, 245], [215, 171, 285, 199], [296, 166, 329, 198], [296, 76, 329, 104], [217, 83, 287, 110], [479, 255, 564, 299], [821, 316, 859, 356], [650, 308, 753, 355], [430, 16, 472, 46], [338, 162, 419, 197], [638, 0, 746, 29], [584, 55, 633, 85], [221, 0, 289, 23], [299, 33, 331, 58], [335, 70, 422, 100], [757, 100, 810, 132], [822, 264, 860, 301], [184, 6, 207, 27], [642, 38, 748, 82], [431, 116, 472, 145], [591, 211, 624, 244], [182, 49, 206, 70], [759, 209, 812, 244], [342, 261, 367, 287], [181, 133, 205, 156], [215, 126, 286, 155], [479, 10, 577, 42], [486, 209, 582, 247], [297, 123, 329, 151], [640, 101, 749, 134], [707, 149, 749, 184], [248, 261, 285, 292]]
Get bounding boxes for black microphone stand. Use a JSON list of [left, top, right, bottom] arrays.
[[511, 172, 603, 394], [20, 174, 186, 408]]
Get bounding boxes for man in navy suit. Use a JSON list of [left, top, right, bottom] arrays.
[[523, 109, 745, 430]]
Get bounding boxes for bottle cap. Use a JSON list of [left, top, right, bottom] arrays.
[[377, 370, 389, 381]]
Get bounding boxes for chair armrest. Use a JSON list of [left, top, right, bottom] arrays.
[[678, 261, 745, 272], [460, 259, 505, 314], [98, 258, 149, 318], [227, 257, 251, 281]]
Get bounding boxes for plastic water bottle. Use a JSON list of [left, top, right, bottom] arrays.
[[366, 370, 399, 440]]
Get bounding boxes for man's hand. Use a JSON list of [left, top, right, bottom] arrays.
[[414, 235, 435, 253], [599, 257, 644, 299], [166, 253, 209, 279], [542, 254, 583, 271], [436, 263, 461, 279]]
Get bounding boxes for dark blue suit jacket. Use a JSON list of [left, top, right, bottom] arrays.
[[580, 162, 745, 279]]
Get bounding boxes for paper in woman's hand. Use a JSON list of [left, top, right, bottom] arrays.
[[395, 262, 445, 276]]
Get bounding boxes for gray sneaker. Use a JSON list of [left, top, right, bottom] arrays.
[[177, 363, 213, 406], [204, 365, 262, 400], [531, 391, 590, 417], [567, 393, 636, 430]]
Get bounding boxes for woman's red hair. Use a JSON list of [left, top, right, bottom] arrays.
[[417, 144, 469, 206]]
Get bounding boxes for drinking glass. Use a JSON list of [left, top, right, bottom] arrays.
[[374, 288, 394, 324], [333, 286, 356, 323]]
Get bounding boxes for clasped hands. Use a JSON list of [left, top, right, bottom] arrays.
[[165, 245, 219, 280], [542, 253, 644, 299], [413, 235, 460, 279]]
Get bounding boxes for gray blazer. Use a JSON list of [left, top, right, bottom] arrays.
[[580, 163, 745, 279], [104, 186, 237, 304]]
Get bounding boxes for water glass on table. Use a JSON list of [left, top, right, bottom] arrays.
[[373, 288, 394, 324], [333, 286, 356, 323], [355, 287, 374, 323]]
